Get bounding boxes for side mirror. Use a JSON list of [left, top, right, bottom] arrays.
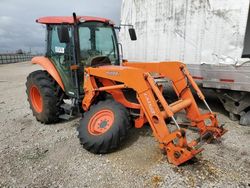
[[128, 28, 137, 41], [57, 26, 70, 43]]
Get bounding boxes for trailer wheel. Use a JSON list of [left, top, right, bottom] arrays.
[[78, 100, 130, 154], [26, 70, 64, 124]]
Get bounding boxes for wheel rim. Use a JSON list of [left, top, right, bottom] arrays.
[[88, 109, 114, 135], [30, 85, 43, 113]]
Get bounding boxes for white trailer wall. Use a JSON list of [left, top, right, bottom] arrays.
[[120, 0, 250, 65]]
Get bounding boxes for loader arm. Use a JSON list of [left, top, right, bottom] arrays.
[[82, 62, 227, 165], [123, 61, 208, 132]]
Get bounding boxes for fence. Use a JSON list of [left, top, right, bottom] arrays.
[[0, 54, 35, 64]]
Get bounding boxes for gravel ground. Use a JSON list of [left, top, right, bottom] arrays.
[[0, 62, 250, 188]]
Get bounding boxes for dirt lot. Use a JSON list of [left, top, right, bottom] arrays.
[[0, 62, 250, 188]]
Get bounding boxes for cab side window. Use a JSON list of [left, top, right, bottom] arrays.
[[47, 25, 72, 64]]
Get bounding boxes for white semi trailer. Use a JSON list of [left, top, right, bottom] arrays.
[[119, 0, 250, 125]]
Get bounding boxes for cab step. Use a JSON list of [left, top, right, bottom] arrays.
[[59, 114, 73, 120], [59, 103, 78, 120]]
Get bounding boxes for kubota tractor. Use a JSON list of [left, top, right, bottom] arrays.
[[26, 13, 226, 165]]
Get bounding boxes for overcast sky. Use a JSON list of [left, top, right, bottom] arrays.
[[0, 0, 122, 54]]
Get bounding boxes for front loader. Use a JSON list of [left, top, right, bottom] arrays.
[[26, 13, 226, 166]]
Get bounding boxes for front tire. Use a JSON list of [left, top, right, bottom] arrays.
[[78, 100, 130, 154], [26, 70, 64, 124]]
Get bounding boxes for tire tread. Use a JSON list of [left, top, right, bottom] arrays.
[[26, 70, 64, 124], [78, 100, 130, 154]]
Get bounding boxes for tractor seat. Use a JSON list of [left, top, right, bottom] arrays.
[[90, 56, 112, 67]]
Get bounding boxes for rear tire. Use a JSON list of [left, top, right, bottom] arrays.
[[26, 70, 64, 124], [78, 100, 130, 154]]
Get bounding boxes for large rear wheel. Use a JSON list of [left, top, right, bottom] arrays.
[[78, 100, 130, 154], [26, 70, 64, 124]]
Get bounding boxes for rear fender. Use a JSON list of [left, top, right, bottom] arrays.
[[31, 56, 65, 91]]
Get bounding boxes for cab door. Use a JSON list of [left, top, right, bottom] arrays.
[[47, 25, 78, 97]]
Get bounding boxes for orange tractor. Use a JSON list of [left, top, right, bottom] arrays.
[[26, 13, 226, 165]]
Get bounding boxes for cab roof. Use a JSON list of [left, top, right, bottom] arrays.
[[36, 16, 114, 25]]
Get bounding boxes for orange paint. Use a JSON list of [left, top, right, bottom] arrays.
[[88, 109, 115, 135], [36, 16, 114, 25], [31, 56, 65, 91], [81, 61, 227, 165], [30, 85, 43, 113]]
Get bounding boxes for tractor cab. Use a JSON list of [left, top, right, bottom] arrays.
[[36, 15, 136, 98]]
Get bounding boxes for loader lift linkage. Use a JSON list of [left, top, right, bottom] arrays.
[[27, 13, 227, 166], [82, 61, 227, 165]]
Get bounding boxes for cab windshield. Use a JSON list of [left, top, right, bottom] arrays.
[[79, 22, 119, 66]]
